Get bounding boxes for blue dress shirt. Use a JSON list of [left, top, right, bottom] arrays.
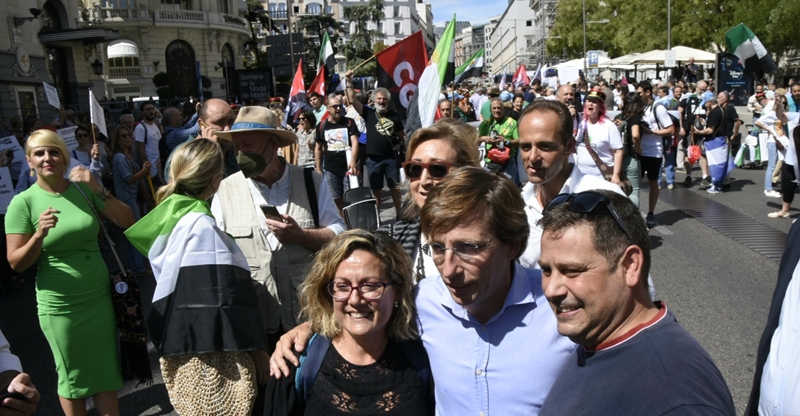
[[415, 262, 576, 416]]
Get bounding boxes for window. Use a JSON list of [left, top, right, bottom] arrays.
[[325, 5, 332, 13], [293, 6, 299, 13], [161, 0, 192, 9], [378, 22, 383, 32], [217, 0, 228, 14], [393, 6, 400, 17], [526, 20, 532, 26], [306, 2, 321, 14], [394, 22, 400, 34]]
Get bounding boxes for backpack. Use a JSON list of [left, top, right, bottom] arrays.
[[652, 102, 679, 150], [683, 94, 702, 130], [295, 334, 431, 403]]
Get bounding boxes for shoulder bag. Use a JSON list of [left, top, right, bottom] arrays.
[[579, 122, 633, 196], [72, 183, 152, 383]]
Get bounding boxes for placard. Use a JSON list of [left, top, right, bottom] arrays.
[[665, 50, 676, 68], [43, 82, 60, 109], [0, 136, 25, 168], [0, 167, 14, 214], [58, 126, 79, 151], [236, 69, 275, 103]]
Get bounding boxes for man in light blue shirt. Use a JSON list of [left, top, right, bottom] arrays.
[[270, 166, 575, 415]]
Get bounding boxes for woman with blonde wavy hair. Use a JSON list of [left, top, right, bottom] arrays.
[[125, 139, 268, 415], [263, 229, 432, 415]]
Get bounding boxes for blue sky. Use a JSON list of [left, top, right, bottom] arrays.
[[432, 0, 506, 27]]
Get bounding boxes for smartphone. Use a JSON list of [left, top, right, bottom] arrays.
[[0, 391, 25, 403], [259, 204, 284, 222]]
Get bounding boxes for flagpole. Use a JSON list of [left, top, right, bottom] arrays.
[[350, 54, 377, 72], [91, 123, 97, 145]]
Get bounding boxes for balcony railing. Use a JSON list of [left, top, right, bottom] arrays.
[[157, 9, 204, 21], [109, 66, 141, 77], [99, 7, 151, 21]]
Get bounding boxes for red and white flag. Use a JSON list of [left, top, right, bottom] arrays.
[[513, 64, 530, 87], [308, 65, 326, 98]]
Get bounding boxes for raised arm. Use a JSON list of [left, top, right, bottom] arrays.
[[344, 70, 363, 115]]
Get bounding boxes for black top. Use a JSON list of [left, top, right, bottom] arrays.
[[362, 106, 404, 157], [704, 106, 724, 139], [720, 104, 739, 138], [316, 117, 360, 173], [678, 95, 703, 130], [540, 306, 736, 416], [263, 339, 432, 416], [623, 114, 643, 157]]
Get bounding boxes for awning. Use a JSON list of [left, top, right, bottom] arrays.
[[107, 40, 139, 58], [39, 28, 120, 44]]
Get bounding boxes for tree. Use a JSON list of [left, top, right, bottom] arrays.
[[153, 72, 175, 100], [296, 14, 347, 73], [343, 0, 385, 76], [243, 0, 276, 69]]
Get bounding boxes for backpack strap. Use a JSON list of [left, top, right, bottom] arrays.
[[303, 167, 320, 228], [295, 334, 330, 403]]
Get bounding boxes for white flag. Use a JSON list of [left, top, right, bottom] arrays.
[[89, 90, 107, 138]]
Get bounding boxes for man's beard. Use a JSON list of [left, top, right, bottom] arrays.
[[375, 102, 389, 114]]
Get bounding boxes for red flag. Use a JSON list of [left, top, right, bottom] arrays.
[[513, 64, 530, 87], [308, 65, 326, 98], [283, 59, 307, 125], [376, 31, 429, 121]]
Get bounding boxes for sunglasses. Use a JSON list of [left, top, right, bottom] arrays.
[[298, 118, 306, 121], [543, 191, 634, 244], [401, 160, 454, 180], [76, 133, 89, 138]]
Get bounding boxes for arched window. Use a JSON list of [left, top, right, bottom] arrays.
[[107, 40, 140, 77], [306, 2, 321, 14], [165, 40, 197, 98]]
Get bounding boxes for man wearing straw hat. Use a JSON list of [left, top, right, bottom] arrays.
[[211, 106, 346, 349]]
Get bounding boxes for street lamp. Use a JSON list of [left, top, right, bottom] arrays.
[[582, 0, 609, 76]]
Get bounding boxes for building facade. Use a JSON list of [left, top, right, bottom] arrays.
[[489, 0, 537, 75], [0, 0, 251, 125], [529, 0, 558, 66]]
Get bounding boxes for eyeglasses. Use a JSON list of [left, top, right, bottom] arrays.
[[543, 191, 634, 244], [327, 281, 395, 301], [402, 160, 454, 180], [328, 105, 343, 111], [76, 133, 89, 138], [422, 238, 494, 264], [298, 118, 306, 121]]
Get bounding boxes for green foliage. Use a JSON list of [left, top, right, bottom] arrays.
[[546, 0, 799, 63], [373, 41, 387, 55], [296, 14, 347, 69], [156, 86, 175, 100], [343, 0, 385, 75], [152, 72, 172, 88]]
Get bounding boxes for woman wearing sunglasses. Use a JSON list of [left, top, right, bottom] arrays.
[[70, 125, 107, 184], [295, 110, 317, 168], [263, 229, 431, 415], [379, 120, 480, 281]]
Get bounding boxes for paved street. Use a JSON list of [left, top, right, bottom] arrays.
[[0, 165, 790, 415]]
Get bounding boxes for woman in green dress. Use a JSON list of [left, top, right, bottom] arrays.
[[5, 129, 135, 416]]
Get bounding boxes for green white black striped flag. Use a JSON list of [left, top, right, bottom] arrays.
[[725, 24, 776, 73]]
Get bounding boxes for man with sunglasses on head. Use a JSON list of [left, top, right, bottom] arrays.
[[537, 190, 735, 415], [314, 94, 361, 212], [270, 166, 576, 415]]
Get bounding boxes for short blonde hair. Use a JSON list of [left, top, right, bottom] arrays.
[[26, 129, 71, 166], [299, 230, 417, 341], [155, 139, 224, 204]]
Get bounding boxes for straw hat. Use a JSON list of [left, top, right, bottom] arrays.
[[160, 352, 257, 416], [214, 106, 297, 147]]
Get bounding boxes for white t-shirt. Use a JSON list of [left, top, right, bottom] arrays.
[[575, 119, 623, 179], [134, 122, 162, 176], [641, 103, 673, 158]]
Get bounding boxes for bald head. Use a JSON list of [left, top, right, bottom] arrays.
[[197, 98, 235, 147], [556, 85, 576, 104], [162, 107, 183, 128]]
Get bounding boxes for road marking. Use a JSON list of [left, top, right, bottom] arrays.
[[655, 225, 673, 235]]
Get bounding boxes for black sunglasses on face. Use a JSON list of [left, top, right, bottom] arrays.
[[77, 133, 89, 138], [401, 160, 454, 180], [543, 191, 634, 244]]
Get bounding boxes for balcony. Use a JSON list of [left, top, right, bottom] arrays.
[[109, 66, 141, 77], [93, 7, 249, 33]]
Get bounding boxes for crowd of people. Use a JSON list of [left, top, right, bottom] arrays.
[[0, 60, 798, 416]]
